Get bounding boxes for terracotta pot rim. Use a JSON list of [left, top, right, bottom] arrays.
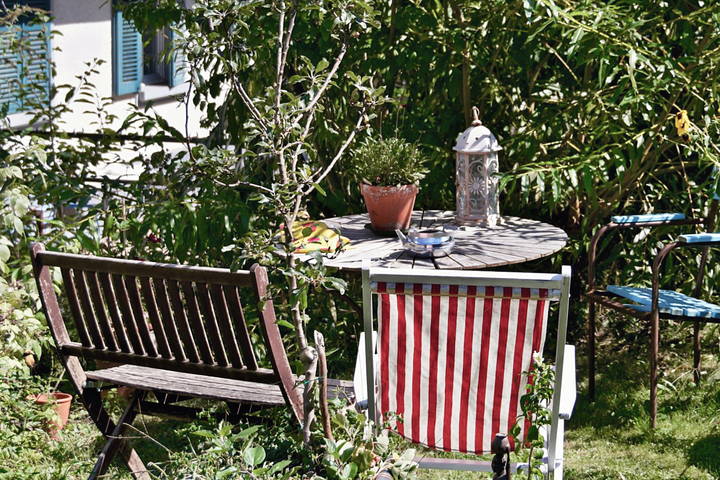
[[29, 392, 73, 404], [360, 183, 418, 191]]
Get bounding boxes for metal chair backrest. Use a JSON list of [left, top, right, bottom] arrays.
[[361, 264, 571, 463]]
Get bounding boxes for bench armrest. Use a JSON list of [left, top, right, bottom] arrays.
[[611, 213, 686, 225], [558, 345, 576, 420], [678, 233, 720, 244]]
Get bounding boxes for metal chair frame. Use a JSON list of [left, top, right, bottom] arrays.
[[586, 197, 719, 428]]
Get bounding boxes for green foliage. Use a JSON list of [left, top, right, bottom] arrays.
[[0, 285, 50, 376], [347, 137, 427, 187], [323, 399, 417, 480], [0, 372, 73, 480], [510, 353, 555, 480], [156, 422, 300, 479], [2, 0, 720, 478]]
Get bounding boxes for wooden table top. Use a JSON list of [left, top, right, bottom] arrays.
[[323, 210, 567, 271]]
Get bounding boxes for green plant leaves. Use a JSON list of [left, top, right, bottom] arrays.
[[243, 446, 266, 467]]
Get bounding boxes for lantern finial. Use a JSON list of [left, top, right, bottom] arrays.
[[471, 106, 482, 126]]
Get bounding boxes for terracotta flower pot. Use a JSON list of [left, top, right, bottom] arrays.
[[29, 392, 72, 440], [360, 184, 418, 232]]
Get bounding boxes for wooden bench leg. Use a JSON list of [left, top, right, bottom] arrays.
[[86, 389, 150, 480]]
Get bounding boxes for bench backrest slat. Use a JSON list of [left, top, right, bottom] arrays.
[[74, 269, 107, 349], [89, 272, 121, 351], [151, 277, 188, 362], [60, 268, 93, 348], [180, 280, 215, 364], [223, 284, 259, 369], [209, 284, 245, 369], [196, 282, 229, 367], [113, 274, 148, 355], [139, 276, 173, 359], [125, 275, 158, 356], [167, 279, 202, 363], [97, 272, 132, 353]]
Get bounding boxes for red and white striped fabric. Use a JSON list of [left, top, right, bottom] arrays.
[[374, 282, 552, 454]]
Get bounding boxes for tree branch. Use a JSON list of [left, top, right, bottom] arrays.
[[232, 79, 267, 131], [292, 41, 349, 171], [304, 107, 366, 195], [212, 177, 274, 195]]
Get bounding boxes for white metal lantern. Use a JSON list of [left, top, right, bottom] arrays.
[[453, 106, 502, 226]]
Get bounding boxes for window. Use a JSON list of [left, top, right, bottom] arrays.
[[112, 8, 185, 97], [0, 0, 51, 114]]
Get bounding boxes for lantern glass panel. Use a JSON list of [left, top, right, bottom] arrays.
[[468, 153, 488, 216], [487, 151, 499, 216]]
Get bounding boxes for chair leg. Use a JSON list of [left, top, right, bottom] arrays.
[[588, 299, 596, 401], [649, 311, 659, 429], [693, 321, 702, 385], [83, 388, 150, 480]]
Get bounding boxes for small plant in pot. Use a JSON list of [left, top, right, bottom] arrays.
[[350, 137, 427, 232]]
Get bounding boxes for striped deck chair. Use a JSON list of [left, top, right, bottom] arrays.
[[354, 262, 576, 479]]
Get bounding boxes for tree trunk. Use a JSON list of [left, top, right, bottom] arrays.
[[315, 330, 334, 441]]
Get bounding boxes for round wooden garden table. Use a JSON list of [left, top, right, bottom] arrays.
[[323, 210, 567, 271]]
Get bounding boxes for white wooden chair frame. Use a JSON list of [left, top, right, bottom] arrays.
[[354, 261, 576, 479]]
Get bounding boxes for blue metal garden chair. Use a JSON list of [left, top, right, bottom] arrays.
[[586, 191, 719, 428]]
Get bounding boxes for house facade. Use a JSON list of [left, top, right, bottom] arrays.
[[2, 0, 205, 178]]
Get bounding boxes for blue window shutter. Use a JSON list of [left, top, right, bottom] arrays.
[[113, 9, 142, 96], [167, 27, 185, 88], [20, 22, 51, 110], [0, 1, 51, 114], [0, 26, 22, 114]]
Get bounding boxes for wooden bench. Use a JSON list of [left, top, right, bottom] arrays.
[[30, 244, 352, 480]]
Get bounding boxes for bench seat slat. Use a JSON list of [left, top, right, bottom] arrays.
[[85, 364, 354, 405], [60, 342, 279, 383], [87, 365, 286, 405]]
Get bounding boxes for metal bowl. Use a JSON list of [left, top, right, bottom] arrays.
[[396, 228, 455, 257]]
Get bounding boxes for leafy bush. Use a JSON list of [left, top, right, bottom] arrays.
[[348, 138, 427, 187], [0, 285, 50, 376], [156, 422, 300, 480], [0, 372, 71, 479]]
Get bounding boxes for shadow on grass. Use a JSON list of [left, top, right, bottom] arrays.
[[687, 434, 720, 477]]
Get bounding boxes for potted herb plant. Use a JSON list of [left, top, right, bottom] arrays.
[[350, 137, 427, 232]]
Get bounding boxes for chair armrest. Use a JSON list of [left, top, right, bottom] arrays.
[[611, 213, 686, 225], [353, 331, 377, 408], [558, 345, 576, 420], [678, 233, 720, 244]]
